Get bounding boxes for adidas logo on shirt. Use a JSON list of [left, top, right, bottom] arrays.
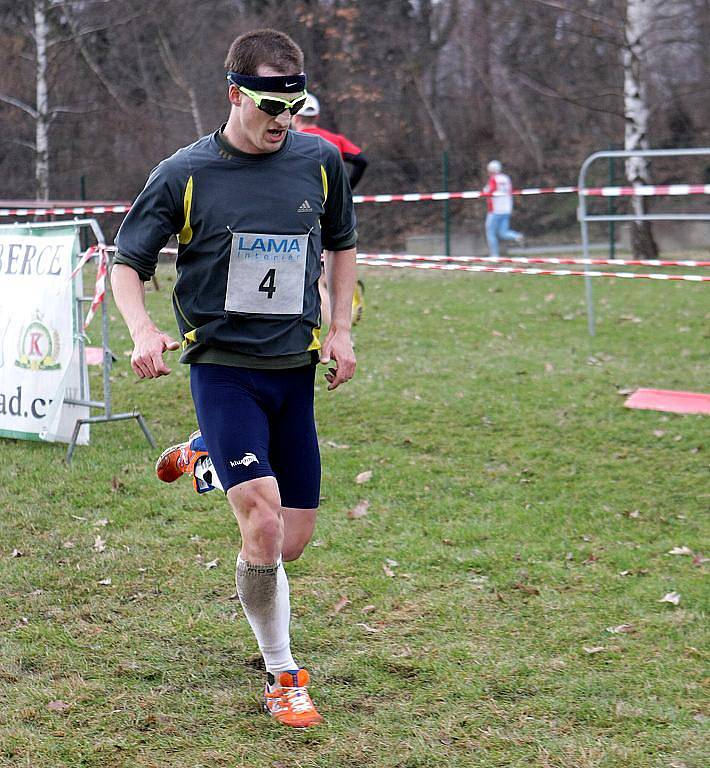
[[297, 199, 312, 213]]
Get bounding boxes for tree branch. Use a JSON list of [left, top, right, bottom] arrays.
[[513, 71, 625, 118], [0, 93, 38, 119], [523, 0, 623, 32]]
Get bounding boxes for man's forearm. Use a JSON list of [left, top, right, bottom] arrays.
[[110, 263, 157, 340], [324, 248, 357, 331]]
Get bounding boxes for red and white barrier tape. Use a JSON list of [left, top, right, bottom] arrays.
[[79, 244, 109, 329], [356, 257, 709, 282], [0, 203, 131, 217], [357, 252, 710, 268], [69, 244, 99, 281], [1, 182, 709, 217], [351, 184, 710, 204]]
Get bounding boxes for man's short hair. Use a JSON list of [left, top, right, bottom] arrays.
[[224, 29, 304, 75]]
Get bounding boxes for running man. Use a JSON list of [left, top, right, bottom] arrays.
[[483, 159, 524, 257], [111, 29, 358, 728]]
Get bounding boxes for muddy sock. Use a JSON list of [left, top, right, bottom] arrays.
[[236, 555, 297, 677]]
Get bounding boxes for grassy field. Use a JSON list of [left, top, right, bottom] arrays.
[[1, 263, 707, 767]]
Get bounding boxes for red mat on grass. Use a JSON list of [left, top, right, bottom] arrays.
[[624, 388, 710, 415]]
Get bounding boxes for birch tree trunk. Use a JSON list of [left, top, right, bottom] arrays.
[[158, 31, 204, 138], [34, 0, 50, 200], [623, 0, 659, 258]]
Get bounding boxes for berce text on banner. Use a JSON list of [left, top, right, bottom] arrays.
[[0, 225, 90, 444]]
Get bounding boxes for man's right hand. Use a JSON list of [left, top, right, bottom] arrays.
[[130, 326, 180, 379]]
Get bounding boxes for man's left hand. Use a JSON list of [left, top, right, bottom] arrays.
[[320, 328, 356, 390]]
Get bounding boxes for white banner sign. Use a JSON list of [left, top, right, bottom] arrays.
[[0, 225, 90, 444]]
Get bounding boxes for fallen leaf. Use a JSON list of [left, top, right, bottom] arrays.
[[361, 604, 376, 614], [93, 518, 109, 527], [356, 622, 379, 634], [111, 476, 123, 492], [93, 536, 106, 553], [544, 292, 556, 302], [47, 700, 70, 713], [10, 549, 23, 558], [205, 558, 219, 570], [331, 596, 350, 615], [653, 429, 666, 438], [616, 387, 635, 396], [324, 440, 350, 449], [382, 563, 396, 578], [544, 362, 554, 373], [63, 541, 75, 549], [692, 554, 709, 566], [355, 470, 373, 484], [606, 624, 635, 634], [98, 578, 112, 586], [583, 646, 605, 654], [619, 570, 632, 577], [659, 591, 681, 605], [667, 546, 693, 556], [513, 582, 540, 595], [347, 500, 369, 519]]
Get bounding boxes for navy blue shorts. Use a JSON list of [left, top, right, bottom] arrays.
[[190, 363, 321, 509]]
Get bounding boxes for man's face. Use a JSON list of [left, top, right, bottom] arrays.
[[231, 65, 300, 154]]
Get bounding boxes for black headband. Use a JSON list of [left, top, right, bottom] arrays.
[[226, 72, 307, 93]]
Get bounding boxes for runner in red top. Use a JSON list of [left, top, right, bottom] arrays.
[[293, 95, 368, 189], [293, 94, 367, 326]]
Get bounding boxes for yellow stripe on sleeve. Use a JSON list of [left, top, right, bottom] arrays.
[[320, 164, 328, 204], [177, 175, 194, 244]]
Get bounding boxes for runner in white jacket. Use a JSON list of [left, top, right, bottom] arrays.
[[484, 160, 524, 257]]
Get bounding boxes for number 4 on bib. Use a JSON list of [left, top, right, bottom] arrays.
[[259, 268, 277, 299], [225, 231, 309, 315]]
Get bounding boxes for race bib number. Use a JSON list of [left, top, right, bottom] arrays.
[[225, 232, 309, 315]]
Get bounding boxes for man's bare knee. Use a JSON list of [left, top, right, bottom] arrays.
[[228, 479, 283, 561], [282, 541, 307, 562]]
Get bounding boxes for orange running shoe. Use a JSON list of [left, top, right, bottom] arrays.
[[155, 430, 208, 483], [263, 669, 323, 728]]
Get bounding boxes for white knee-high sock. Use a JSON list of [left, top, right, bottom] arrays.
[[236, 555, 297, 675]]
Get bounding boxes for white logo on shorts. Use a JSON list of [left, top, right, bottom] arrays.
[[297, 199, 312, 212], [230, 452, 259, 468]]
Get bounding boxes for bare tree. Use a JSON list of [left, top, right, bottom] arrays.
[[0, 0, 53, 198], [623, 0, 659, 257], [157, 29, 205, 138]]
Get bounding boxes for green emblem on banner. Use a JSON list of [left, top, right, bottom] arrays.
[[15, 313, 61, 371]]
